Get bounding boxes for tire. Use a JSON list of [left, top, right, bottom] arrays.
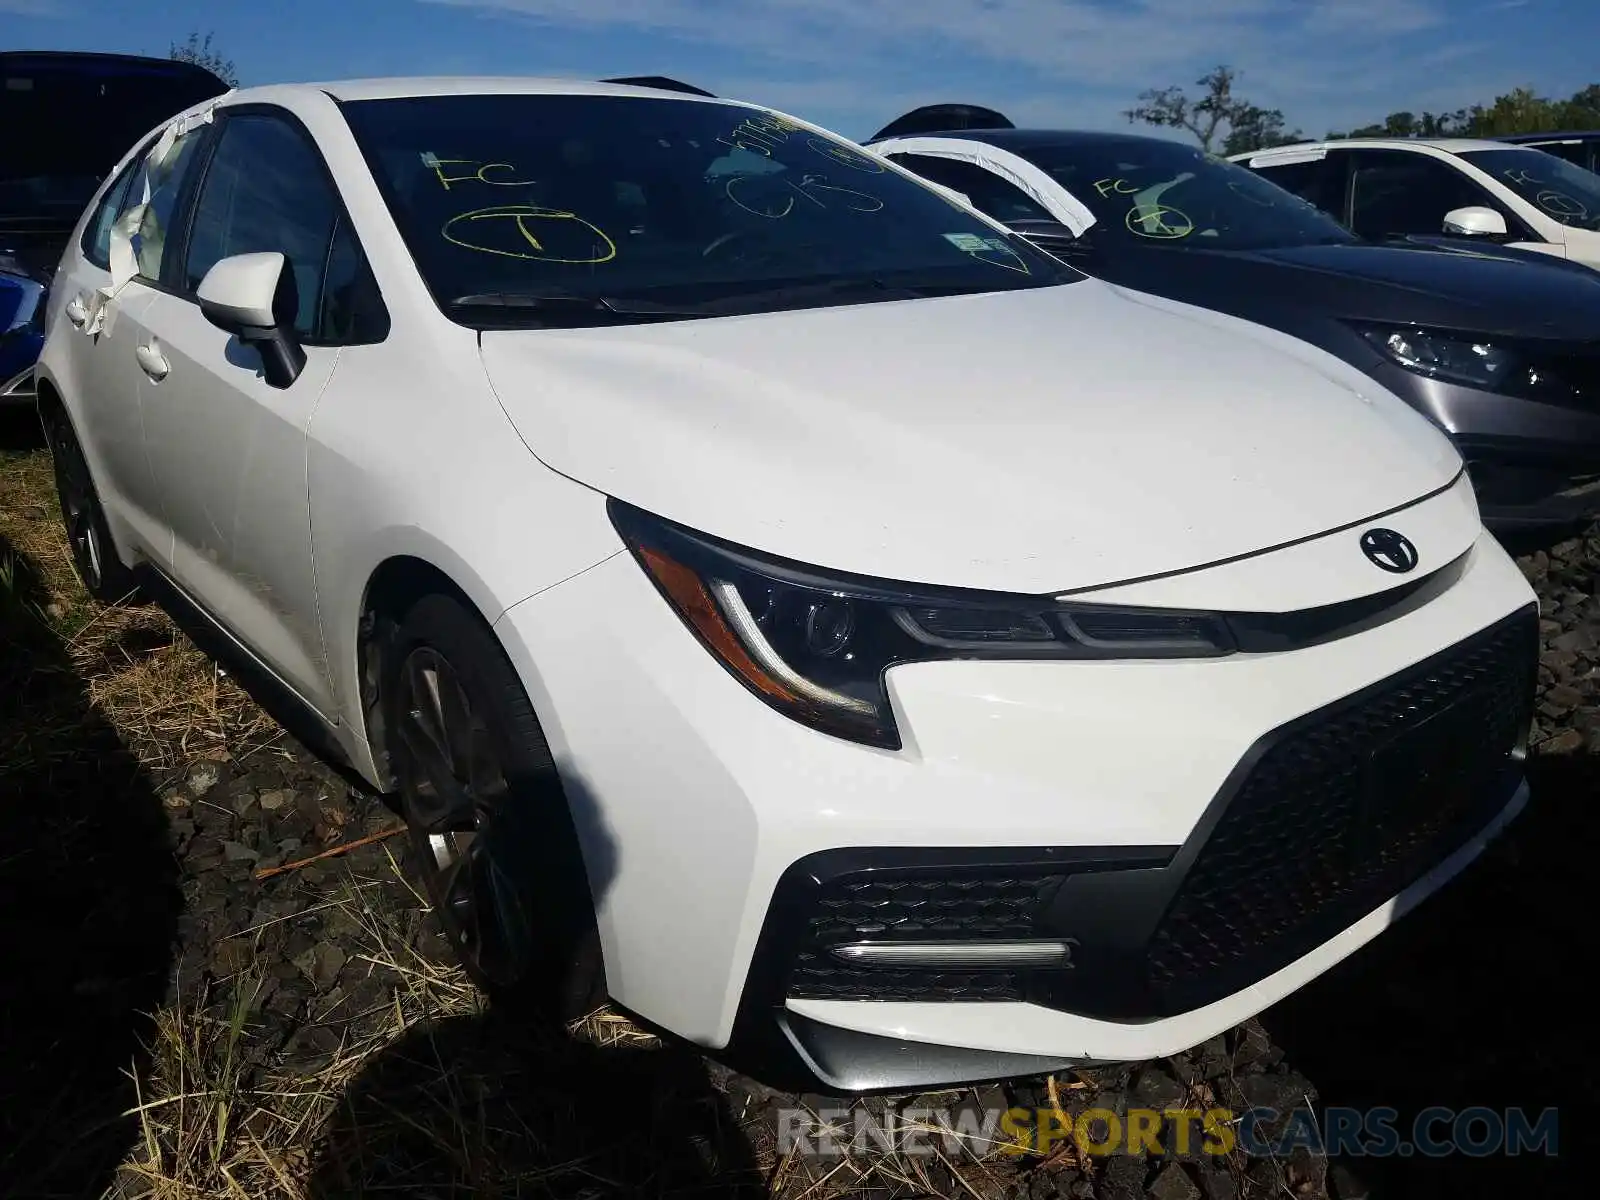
[[379, 591, 606, 1020], [43, 406, 142, 604]]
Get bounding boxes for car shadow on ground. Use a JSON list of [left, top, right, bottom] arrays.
[[0, 531, 181, 1197], [305, 768, 768, 1198], [304, 1007, 768, 1198], [1260, 748, 1594, 1199], [0, 402, 45, 451]]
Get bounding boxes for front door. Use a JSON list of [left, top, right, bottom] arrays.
[[130, 109, 349, 715]]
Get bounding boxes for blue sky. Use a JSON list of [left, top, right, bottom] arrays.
[[5, 0, 1595, 142]]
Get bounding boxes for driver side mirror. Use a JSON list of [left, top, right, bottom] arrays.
[[197, 251, 306, 389], [1442, 206, 1509, 239]]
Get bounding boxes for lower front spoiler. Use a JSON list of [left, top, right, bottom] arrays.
[[710, 774, 1528, 1096]]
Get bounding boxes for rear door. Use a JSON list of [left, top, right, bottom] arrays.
[[49, 124, 212, 562]]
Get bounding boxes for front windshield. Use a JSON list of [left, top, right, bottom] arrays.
[[338, 93, 1080, 323], [1021, 139, 1356, 252], [1456, 148, 1600, 231]]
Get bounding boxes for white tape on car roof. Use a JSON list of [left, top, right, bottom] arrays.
[[868, 135, 1100, 236], [87, 92, 232, 336]]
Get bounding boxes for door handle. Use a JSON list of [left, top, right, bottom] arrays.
[[135, 341, 170, 381], [64, 296, 88, 328]]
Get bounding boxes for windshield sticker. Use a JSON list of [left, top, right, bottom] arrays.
[[421, 153, 537, 190], [1125, 203, 1194, 239], [442, 206, 617, 263], [1093, 177, 1140, 198], [1536, 190, 1588, 220], [944, 232, 1031, 273], [724, 172, 883, 217], [807, 138, 886, 174]]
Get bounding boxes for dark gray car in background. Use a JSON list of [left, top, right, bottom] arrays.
[[868, 105, 1600, 532]]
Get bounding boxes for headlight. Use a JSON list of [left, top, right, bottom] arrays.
[[1361, 327, 1518, 390], [608, 500, 1234, 749], [1357, 324, 1586, 405]]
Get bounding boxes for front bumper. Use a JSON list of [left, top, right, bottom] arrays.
[[1382, 366, 1600, 529], [494, 514, 1538, 1094]]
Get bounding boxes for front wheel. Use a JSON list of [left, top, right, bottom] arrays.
[[380, 592, 605, 1020]]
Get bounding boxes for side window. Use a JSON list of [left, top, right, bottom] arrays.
[[117, 126, 211, 281], [183, 114, 341, 340], [319, 217, 390, 344], [81, 158, 142, 270], [1251, 159, 1340, 218], [1347, 150, 1512, 240], [888, 153, 1055, 223], [1527, 142, 1588, 169]]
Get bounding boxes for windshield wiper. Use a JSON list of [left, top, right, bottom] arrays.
[[444, 292, 700, 325]]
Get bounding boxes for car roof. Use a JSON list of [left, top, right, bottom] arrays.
[[230, 76, 733, 105], [1496, 130, 1600, 142], [1238, 137, 1515, 162], [867, 126, 1202, 154]]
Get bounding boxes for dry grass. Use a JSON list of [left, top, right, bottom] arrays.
[[113, 849, 1057, 1199], [116, 856, 488, 1199], [0, 442, 276, 779]]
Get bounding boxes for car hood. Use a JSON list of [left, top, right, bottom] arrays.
[[478, 281, 1464, 594], [1092, 240, 1600, 341]]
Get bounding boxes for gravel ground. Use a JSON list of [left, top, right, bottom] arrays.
[[4, 475, 1595, 1197]]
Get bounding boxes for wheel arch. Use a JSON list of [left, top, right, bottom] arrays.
[[354, 553, 484, 791]]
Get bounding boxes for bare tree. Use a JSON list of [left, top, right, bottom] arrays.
[[1125, 65, 1300, 155], [169, 31, 238, 87]]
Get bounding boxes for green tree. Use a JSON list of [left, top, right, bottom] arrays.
[[169, 31, 238, 87], [1125, 65, 1302, 155]]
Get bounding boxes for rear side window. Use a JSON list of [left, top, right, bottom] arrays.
[[78, 127, 210, 279], [124, 126, 211, 281], [81, 158, 142, 269]]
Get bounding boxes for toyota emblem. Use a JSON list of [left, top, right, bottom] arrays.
[[1360, 528, 1419, 574]]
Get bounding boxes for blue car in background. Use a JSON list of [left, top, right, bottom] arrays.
[[1, 51, 228, 406]]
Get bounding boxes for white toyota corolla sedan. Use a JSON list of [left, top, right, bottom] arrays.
[[35, 76, 1539, 1094]]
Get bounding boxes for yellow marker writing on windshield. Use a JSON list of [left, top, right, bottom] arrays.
[[422, 152, 537, 190], [1093, 177, 1139, 198], [442, 206, 617, 264]]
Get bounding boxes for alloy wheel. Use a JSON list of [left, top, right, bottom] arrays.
[[394, 645, 533, 987]]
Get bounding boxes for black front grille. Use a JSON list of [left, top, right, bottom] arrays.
[[751, 607, 1535, 1019], [784, 872, 1063, 1001], [1145, 604, 1538, 1013]]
